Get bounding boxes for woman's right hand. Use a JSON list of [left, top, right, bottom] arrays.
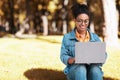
[[68, 57, 75, 64]]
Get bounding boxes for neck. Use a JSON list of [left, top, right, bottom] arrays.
[[77, 30, 87, 35]]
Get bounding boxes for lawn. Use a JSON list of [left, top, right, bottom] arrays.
[[0, 36, 120, 80]]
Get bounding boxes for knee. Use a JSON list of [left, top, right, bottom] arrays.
[[75, 65, 87, 75], [67, 65, 87, 80], [89, 65, 103, 75]]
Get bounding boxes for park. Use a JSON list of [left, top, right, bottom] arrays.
[[0, 0, 120, 80]]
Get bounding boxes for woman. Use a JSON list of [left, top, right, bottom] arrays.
[[60, 3, 106, 80]]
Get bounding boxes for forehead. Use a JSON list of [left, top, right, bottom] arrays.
[[76, 13, 89, 19]]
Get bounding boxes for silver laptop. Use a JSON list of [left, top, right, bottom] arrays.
[[75, 42, 106, 64]]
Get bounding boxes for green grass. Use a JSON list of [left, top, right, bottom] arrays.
[[0, 36, 120, 80]]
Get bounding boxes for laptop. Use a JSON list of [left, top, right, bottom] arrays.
[[75, 42, 106, 64]]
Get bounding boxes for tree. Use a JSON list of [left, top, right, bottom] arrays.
[[87, 0, 104, 36], [102, 0, 119, 46], [8, 0, 16, 34]]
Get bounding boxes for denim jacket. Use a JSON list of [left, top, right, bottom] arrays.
[[60, 28, 107, 74]]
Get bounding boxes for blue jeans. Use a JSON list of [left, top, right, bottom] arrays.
[[67, 64, 103, 80]]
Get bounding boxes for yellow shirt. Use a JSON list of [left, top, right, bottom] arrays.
[[76, 30, 90, 42]]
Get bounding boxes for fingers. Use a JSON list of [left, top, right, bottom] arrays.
[[68, 57, 75, 64]]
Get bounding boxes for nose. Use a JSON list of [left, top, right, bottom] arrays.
[[81, 21, 86, 26]]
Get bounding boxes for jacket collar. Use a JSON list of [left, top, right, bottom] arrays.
[[69, 28, 77, 40], [69, 28, 96, 42]]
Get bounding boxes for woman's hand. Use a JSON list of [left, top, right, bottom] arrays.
[[68, 57, 75, 64]]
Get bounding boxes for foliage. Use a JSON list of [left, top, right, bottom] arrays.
[[0, 0, 119, 35]]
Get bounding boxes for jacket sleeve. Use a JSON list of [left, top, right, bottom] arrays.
[[60, 35, 71, 66], [93, 34, 101, 42]]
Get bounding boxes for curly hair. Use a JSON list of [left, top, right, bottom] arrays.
[[71, 3, 90, 19]]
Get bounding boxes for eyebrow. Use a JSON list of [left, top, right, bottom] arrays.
[[76, 19, 89, 20]]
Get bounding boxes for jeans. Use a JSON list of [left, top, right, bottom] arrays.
[[67, 64, 103, 80]]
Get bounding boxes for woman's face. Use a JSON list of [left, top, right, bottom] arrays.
[[75, 13, 89, 32]]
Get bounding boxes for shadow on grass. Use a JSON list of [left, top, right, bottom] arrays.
[[24, 68, 117, 80], [24, 68, 66, 80]]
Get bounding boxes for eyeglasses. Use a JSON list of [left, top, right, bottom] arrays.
[[76, 19, 89, 25]]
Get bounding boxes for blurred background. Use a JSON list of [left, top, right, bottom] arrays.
[[0, 0, 120, 80], [0, 0, 119, 39]]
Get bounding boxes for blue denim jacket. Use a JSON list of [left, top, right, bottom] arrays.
[[60, 28, 106, 74]]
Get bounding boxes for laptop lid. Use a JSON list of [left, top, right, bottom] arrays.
[[75, 42, 106, 64]]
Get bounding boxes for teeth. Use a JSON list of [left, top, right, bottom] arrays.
[[81, 27, 85, 28]]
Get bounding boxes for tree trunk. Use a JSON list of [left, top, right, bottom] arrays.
[[102, 0, 119, 46], [26, 0, 30, 17], [8, 0, 16, 34], [41, 15, 48, 36]]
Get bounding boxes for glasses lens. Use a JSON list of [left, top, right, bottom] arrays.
[[76, 19, 89, 24]]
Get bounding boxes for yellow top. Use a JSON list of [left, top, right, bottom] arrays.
[[76, 30, 90, 42]]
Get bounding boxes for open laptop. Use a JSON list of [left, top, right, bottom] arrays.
[[75, 42, 106, 64]]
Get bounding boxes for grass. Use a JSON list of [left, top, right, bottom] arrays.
[[0, 36, 120, 80], [103, 46, 120, 80]]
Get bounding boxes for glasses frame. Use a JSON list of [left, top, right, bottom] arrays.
[[76, 19, 89, 25]]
